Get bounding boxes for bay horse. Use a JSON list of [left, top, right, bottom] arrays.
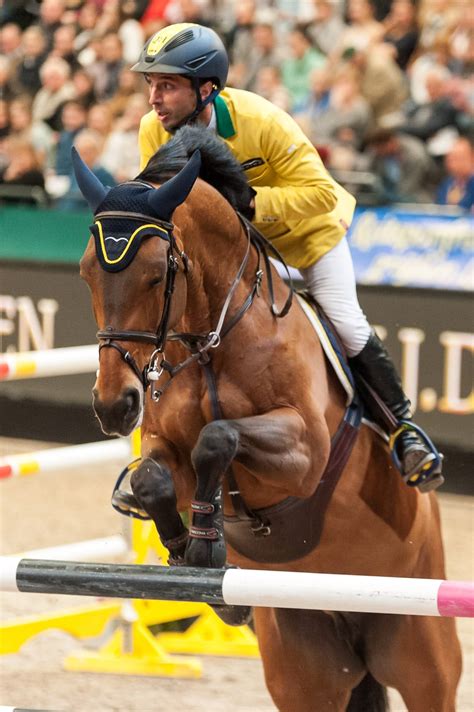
[[75, 127, 461, 711]]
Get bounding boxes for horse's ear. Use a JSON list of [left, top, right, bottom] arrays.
[[147, 149, 201, 221], [71, 146, 110, 213]]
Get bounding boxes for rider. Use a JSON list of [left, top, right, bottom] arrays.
[[131, 23, 442, 492]]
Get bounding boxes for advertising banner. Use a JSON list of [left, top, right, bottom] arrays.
[[348, 207, 473, 292]]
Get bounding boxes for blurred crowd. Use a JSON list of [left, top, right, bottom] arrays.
[[0, 0, 473, 211]]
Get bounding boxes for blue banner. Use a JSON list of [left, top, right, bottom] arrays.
[[347, 207, 473, 292]]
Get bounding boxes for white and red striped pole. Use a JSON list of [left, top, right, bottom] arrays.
[[0, 345, 98, 380], [0, 561, 472, 618], [0, 439, 131, 480]]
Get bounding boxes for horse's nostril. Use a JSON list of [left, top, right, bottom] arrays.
[[123, 387, 140, 414]]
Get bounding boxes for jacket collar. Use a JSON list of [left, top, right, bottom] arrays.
[[214, 95, 236, 139]]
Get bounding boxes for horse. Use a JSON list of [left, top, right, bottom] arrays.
[[74, 126, 461, 711]]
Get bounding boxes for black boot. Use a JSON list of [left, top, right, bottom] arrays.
[[349, 331, 444, 492]]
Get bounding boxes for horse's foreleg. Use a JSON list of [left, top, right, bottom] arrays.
[[186, 407, 320, 568], [130, 457, 188, 564]]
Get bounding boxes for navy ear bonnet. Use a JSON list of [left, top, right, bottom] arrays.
[[72, 147, 201, 272], [90, 182, 172, 272]]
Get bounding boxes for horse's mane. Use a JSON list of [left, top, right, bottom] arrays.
[[136, 125, 255, 218]]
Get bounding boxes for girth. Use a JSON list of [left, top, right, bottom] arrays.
[[223, 398, 363, 563]]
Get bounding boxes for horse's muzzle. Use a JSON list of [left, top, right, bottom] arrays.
[[92, 386, 143, 436]]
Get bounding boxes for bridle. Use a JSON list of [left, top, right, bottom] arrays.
[[96, 210, 294, 403]]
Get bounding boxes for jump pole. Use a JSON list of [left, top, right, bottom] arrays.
[[0, 344, 97, 380], [6, 536, 128, 563], [0, 439, 132, 479], [1, 560, 473, 618]]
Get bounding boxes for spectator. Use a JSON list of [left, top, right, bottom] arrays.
[[331, 0, 383, 61], [281, 25, 326, 111], [307, 0, 347, 57], [117, 1, 146, 65], [309, 71, 372, 151], [35, 0, 66, 51], [55, 100, 88, 176], [13, 26, 48, 97], [58, 129, 116, 210], [74, 2, 100, 54], [366, 128, 439, 202], [87, 103, 114, 141], [346, 42, 408, 130], [418, 0, 459, 53], [32, 57, 75, 131], [436, 136, 474, 210], [382, 0, 419, 70], [106, 68, 143, 119], [0, 22, 23, 68], [51, 24, 82, 74], [0, 56, 16, 101], [234, 11, 283, 92], [88, 32, 125, 101], [0, 136, 47, 204], [71, 68, 97, 109], [225, 0, 256, 68], [294, 65, 332, 135], [254, 65, 291, 112], [9, 96, 55, 168], [102, 93, 148, 181], [399, 67, 460, 144]]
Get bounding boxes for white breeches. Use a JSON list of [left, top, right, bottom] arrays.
[[300, 236, 371, 357]]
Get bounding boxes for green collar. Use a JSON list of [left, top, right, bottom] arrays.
[[214, 95, 235, 139]]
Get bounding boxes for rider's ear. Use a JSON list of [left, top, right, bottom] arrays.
[[147, 150, 201, 221], [199, 80, 214, 101]]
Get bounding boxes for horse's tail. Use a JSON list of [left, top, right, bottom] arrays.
[[346, 672, 388, 712]]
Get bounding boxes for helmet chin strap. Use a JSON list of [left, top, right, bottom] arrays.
[[169, 78, 220, 132]]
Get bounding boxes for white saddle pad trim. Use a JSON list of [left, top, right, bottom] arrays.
[[295, 293, 354, 406]]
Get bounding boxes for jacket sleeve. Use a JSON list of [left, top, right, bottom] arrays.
[[252, 112, 338, 224]]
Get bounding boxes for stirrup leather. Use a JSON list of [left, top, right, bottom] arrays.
[[389, 421, 444, 492]]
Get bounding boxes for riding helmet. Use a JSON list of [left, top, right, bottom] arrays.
[[131, 23, 229, 90]]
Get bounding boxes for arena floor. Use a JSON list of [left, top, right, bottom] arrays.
[[0, 436, 472, 711]]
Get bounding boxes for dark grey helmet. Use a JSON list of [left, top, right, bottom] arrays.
[[131, 23, 228, 90]]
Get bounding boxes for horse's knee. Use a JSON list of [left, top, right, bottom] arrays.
[[130, 457, 177, 510], [191, 420, 239, 475]]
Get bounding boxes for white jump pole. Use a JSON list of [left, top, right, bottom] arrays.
[[1, 561, 472, 618], [0, 439, 132, 480], [5, 536, 128, 564], [0, 344, 98, 380]]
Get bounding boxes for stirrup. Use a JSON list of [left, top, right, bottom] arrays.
[[389, 421, 445, 493], [111, 459, 151, 520]]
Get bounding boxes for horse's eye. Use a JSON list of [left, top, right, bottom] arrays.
[[149, 276, 163, 288]]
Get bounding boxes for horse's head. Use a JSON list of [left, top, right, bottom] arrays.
[[74, 148, 201, 436]]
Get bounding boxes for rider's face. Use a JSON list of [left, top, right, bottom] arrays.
[[145, 73, 198, 131]]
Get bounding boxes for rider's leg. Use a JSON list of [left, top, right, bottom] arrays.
[[300, 236, 442, 490]]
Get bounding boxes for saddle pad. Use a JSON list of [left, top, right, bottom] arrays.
[[295, 293, 354, 406]]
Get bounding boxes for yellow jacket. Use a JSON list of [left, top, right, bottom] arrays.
[[139, 87, 356, 269]]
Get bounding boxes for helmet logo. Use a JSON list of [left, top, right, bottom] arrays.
[[146, 24, 194, 57]]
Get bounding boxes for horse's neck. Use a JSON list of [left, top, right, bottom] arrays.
[[179, 206, 252, 335]]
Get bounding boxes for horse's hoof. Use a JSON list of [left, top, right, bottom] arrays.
[[211, 604, 253, 627], [185, 536, 227, 569]]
